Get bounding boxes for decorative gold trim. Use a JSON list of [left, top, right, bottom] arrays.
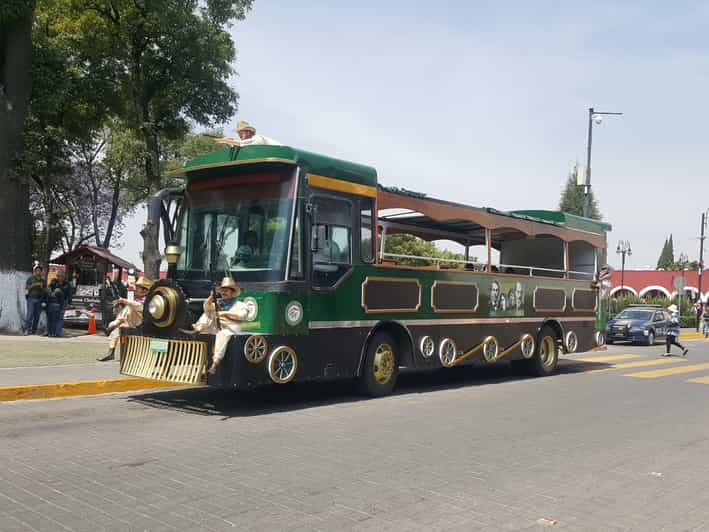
[[268, 346, 298, 384], [361, 276, 422, 314], [451, 338, 487, 366], [430, 280, 479, 314], [571, 288, 598, 312], [532, 286, 567, 313], [438, 338, 457, 368], [166, 157, 297, 178], [151, 286, 178, 328], [481, 336, 500, 362], [519, 333, 535, 359], [565, 330, 579, 353], [307, 173, 377, 198], [244, 334, 268, 364], [120, 336, 207, 384]]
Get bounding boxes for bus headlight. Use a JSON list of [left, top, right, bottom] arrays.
[[149, 295, 166, 320], [147, 286, 178, 328]]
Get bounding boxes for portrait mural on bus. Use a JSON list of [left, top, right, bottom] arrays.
[[489, 279, 524, 315]]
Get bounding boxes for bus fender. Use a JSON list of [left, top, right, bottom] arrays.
[[538, 318, 565, 350], [357, 321, 415, 376]]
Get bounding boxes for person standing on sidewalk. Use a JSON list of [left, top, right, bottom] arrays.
[[663, 304, 688, 356], [24, 266, 45, 335], [97, 276, 153, 361], [48, 271, 72, 337]]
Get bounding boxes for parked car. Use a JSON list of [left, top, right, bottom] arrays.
[[605, 306, 670, 345]]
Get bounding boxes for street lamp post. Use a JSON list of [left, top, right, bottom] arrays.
[[584, 107, 623, 218], [616, 240, 632, 293]]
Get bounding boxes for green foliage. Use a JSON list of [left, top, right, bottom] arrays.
[[0, 0, 35, 23], [384, 234, 472, 268], [609, 294, 696, 317], [558, 167, 602, 220], [656, 234, 675, 269]]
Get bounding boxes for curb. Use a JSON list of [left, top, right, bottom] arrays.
[[0, 378, 190, 402]]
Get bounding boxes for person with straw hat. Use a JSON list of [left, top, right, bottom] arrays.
[[215, 120, 282, 148], [663, 304, 688, 357], [98, 276, 154, 361], [188, 276, 253, 374]]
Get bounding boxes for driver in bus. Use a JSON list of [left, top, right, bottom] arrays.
[[188, 276, 252, 375], [97, 276, 154, 361], [232, 230, 258, 266]]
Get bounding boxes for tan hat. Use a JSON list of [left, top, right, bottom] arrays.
[[236, 120, 256, 134], [219, 276, 241, 296], [135, 277, 154, 290]]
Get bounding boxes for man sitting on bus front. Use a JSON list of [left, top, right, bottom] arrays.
[[97, 276, 153, 362], [215, 120, 282, 147], [189, 276, 251, 374]]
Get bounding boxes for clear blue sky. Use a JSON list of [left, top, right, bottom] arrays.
[[120, 1, 709, 270]]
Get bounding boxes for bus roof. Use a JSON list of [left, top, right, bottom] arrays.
[[174, 145, 378, 188]]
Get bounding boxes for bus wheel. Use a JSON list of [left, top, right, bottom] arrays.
[[358, 331, 399, 397], [528, 326, 559, 376]]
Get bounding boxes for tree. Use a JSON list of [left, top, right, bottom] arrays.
[[44, 0, 253, 278], [558, 165, 602, 220], [0, 1, 35, 272], [0, 1, 36, 331], [384, 234, 470, 268]]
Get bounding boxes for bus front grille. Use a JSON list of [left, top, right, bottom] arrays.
[[120, 336, 208, 385]]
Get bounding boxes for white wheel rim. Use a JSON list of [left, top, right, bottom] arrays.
[[439, 339, 456, 367]]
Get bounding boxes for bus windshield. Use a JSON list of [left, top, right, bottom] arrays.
[[177, 169, 297, 282]]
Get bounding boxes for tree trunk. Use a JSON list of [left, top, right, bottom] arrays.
[[0, 9, 35, 332], [0, 10, 34, 271], [141, 113, 162, 279]]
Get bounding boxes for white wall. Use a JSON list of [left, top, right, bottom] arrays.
[[0, 270, 29, 333]]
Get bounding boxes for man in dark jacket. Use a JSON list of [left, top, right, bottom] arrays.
[[48, 271, 72, 337], [24, 266, 45, 335]]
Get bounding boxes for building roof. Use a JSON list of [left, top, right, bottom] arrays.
[[51, 246, 135, 270], [172, 145, 378, 188]]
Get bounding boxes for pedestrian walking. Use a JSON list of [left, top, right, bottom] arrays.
[[24, 265, 45, 335], [48, 271, 73, 337], [663, 304, 688, 356]]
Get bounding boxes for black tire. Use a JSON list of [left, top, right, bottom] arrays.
[[646, 331, 655, 346], [357, 331, 399, 397], [528, 326, 559, 377]]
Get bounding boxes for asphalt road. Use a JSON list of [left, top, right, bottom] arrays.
[[2, 337, 709, 531]]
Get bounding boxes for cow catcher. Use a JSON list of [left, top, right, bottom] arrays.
[[119, 144, 610, 396]]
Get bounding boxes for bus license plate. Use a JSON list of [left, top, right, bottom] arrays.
[[150, 339, 169, 353]]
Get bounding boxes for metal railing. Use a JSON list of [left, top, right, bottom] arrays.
[[379, 253, 595, 278]]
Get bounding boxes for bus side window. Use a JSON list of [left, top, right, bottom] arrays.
[[311, 197, 352, 288], [360, 199, 374, 264]]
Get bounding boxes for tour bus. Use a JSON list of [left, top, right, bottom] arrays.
[[119, 144, 610, 396]]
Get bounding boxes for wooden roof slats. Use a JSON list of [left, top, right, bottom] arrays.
[[376, 188, 606, 249]]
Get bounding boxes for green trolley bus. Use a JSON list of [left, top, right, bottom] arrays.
[[119, 144, 610, 396]]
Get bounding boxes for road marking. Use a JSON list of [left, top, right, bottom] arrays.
[[624, 362, 709, 379], [687, 376, 709, 384], [610, 358, 688, 370], [571, 354, 640, 363]]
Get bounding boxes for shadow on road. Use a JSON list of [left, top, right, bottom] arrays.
[[128, 358, 612, 418]]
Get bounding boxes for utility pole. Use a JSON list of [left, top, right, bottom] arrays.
[[698, 211, 706, 331]]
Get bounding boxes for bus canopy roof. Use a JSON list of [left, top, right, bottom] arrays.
[[174, 145, 378, 188], [378, 186, 610, 249]]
